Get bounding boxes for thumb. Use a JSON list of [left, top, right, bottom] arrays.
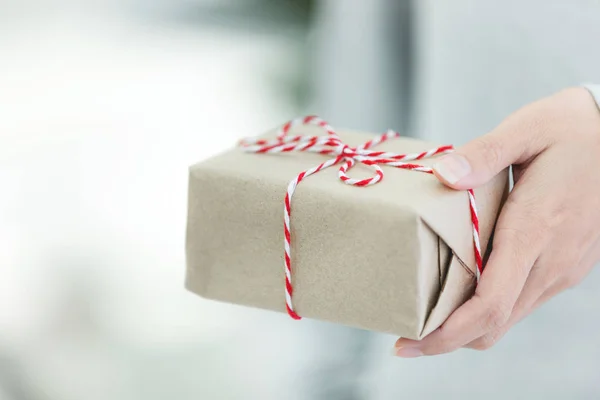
[[432, 126, 543, 190]]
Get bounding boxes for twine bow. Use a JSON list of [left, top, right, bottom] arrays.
[[240, 116, 481, 320]]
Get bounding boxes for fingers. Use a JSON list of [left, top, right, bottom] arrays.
[[464, 265, 556, 350], [463, 270, 585, 351], [395, 173, 555, 356], [432, 106, 551, 190], [393, 89, 600, 358], [395, 205, 547, 356], [463, 289, 555, 351], [465, 237, 599, 351]]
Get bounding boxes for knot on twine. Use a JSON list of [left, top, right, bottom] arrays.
[[239, 115, 481, 320]]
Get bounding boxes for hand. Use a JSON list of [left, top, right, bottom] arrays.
[[394, 87, 600, 357]]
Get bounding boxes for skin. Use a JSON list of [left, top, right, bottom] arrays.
[[394, 87, 600, 357]]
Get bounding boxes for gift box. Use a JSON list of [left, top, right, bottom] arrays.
[[185, 118, 508, 340]]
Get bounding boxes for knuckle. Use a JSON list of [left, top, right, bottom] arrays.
[[497, 225, 533, 248], [483, 304, 511, 331], [496, 213, 546, 250], [495, 219, 550, 265], [501, 192, 556, 234], [494, 229, 536, 275]]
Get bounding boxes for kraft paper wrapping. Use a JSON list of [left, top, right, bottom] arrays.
[[185, 125, 508, 340]]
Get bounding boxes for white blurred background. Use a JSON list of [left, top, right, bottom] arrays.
[[1, 1, 315, 398], [2, 1, 600, 399]]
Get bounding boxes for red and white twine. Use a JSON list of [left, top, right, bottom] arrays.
[[240, 116, 481, 320]]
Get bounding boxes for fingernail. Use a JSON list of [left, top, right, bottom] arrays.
[[395, 347, 423, 358], [432, 154, 471, 184]]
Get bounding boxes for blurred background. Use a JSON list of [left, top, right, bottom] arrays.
[[2, 0, 600, 399]]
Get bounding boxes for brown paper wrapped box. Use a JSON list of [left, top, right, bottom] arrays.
[[185, 125, 509, 340]]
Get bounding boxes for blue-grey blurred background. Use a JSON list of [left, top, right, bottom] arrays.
[[2, 1, 600, 399]]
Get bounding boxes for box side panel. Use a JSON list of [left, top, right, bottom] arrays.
[[292, 197, 423, 338], [185, 164, 287, 312]]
